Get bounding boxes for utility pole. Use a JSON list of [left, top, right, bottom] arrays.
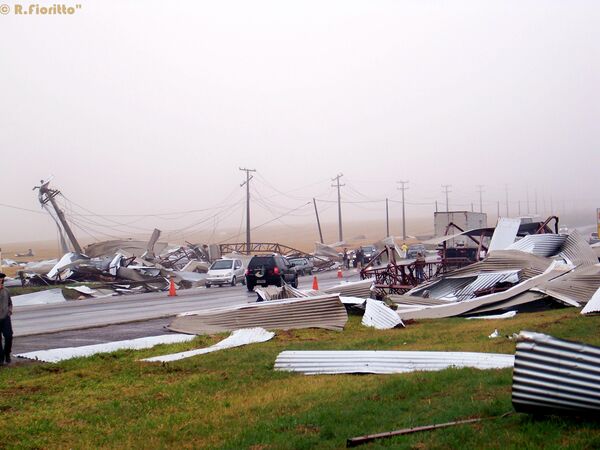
[[313, 198, 324, 244], [435, 201, 438, 213], [476, 185, 484, 213], [385, 198, 390, 238], [526, 186, 530, 214], [34, 180, 83, 254], [397, 181, 409, 240], [534, 189, 538, 215], [505, 184, 509, 217], [497, 200, 500, 219], [471, 202, 474, 212], [441, 185, 451, 212], [331, 173, 344, 242], [239, 167, 256, 254], [518, 200, 521, 216]]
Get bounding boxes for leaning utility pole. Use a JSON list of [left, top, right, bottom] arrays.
[[442, 185, 451, 212], [385, 198, 389, 238], [397, 181, 409, 240], [34, 180, 83, 254], [505, 184, 509, 217], [239, 167, 256, 254], [476, 185, 484, 213], [331, 173, 344, 242], [313, 198, 324, 244]]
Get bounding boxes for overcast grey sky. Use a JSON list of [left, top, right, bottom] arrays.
[[1, 0, 599, 244]]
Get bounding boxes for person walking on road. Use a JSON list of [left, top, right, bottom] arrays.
[[342, 248, 349, 270], [0, 273, 13, 365]]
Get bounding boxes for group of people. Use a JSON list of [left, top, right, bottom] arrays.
[[342, 248, 368, 270], [0, 273, 13, 365]]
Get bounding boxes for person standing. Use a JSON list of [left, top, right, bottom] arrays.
[[401, 243, 409, 258], [415, 252, 426, 283], [342, 248, 349, 270], [0, 273, 13, 365]]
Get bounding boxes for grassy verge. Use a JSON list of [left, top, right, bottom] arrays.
[[0, 308, 599, 449]]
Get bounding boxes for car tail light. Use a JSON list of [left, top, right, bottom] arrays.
[[273, 267, 280, 275]]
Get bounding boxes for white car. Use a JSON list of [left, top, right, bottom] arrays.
[[205, 259, 245, 287]]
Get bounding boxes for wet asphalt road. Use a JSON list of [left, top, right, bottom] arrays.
[[12, 270, 360, 354]]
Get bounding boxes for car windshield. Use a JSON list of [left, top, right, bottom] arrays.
[[289, 259, 304, 265], [361, 246, 375, 252], [210, 260, 233, 270]]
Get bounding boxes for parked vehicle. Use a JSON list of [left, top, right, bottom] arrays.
[[407, 244, 427, 259], [288, 257, 313, 276], [245, 254, 298, 291], [360, 245, 377, 263], [205, 258, 245, 288]]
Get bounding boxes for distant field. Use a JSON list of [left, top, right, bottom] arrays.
[[1, 308, 598, 448], [1, 217, 436, 263]]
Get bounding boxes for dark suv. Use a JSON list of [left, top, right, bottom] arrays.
[[245, 255, 299, 291]]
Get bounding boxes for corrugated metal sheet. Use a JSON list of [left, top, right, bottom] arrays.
[[467, 291, 548, 315], [488, 218, 521, 251], [581, 287, 600, 315], [453, 271, 519, 300], [465, 311, 517, 320], [362, 299, 404, 329], [558, 230, 598, 266], [141, 328, 274, 362], [323, 279, 373, 299], [535, 265, 600, 306], [508, 234, 567, 257], [167, 294, 348, 335], [274, 350, 514, 375], [13, 289, 66, 307], [17, 334, 196, 363], [407, 277, 475, 299], [446, 250, 552, 280], [388, 294, 451, 308], [512, 331, 600, 414], [398, 267, 565, 320]]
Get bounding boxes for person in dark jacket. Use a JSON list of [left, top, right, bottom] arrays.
[[0, 273, 13, 365]]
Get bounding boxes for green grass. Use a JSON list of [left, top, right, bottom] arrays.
[[1, 308, 599, 449]]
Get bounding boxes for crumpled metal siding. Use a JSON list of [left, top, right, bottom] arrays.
[[407, 277, 475, 299], [275, 350, 514, 375], [558, 230, 598, 266], [581, 287, 600, 315], [453, 271, 519, 300], [512, 331, 600, 414], [323, 279, 373, 299], [362, 299, 404, 329], [168, 294, 348, 334], [508, 234, 567, 257], [535, 265, 600, 305], [446, 250, 552, 279], [141, 328, 274, 362]]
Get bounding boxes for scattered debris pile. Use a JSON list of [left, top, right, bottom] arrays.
[[381, 231, 600, 322]]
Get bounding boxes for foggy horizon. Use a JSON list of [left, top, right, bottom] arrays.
[[1, 1, 599, 246]]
